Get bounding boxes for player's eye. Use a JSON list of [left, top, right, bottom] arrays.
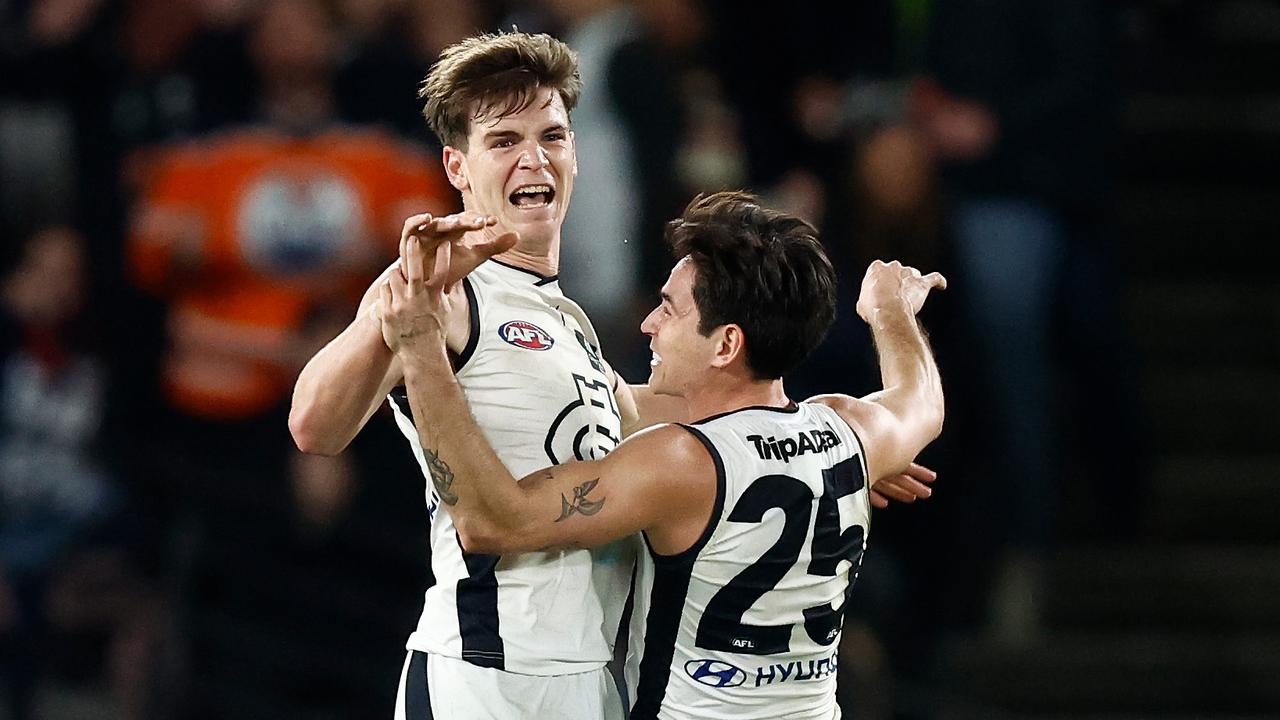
[[544, 131, 565, 142]]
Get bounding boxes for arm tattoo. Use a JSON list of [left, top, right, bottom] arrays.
[[556, 478, 605, 522], [424, 448, 458, 506]]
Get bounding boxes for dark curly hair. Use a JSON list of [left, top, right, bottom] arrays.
[[666, 191, 838, 380]]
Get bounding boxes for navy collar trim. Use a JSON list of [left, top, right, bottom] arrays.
[[490, 258, 559, 286], [691, 401, 799, 425]]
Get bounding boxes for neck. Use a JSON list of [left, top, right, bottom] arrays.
[[682, 376, 790, 423], [491, 243, 559, 277], [461, 197, 562, 277]]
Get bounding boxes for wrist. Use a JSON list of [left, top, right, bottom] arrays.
[[867, 297, 914, 327], [397, 332, 451, 373]]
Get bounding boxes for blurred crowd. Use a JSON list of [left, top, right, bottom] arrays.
[[0, 0, 1144, 718]]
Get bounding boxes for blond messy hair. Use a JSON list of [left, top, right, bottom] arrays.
[[419, 31, 581, 150]]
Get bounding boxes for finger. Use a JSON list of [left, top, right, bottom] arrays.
[[475, 230, 519, 257], [402, 213, 432, 257], [404, 236, 424, 290], [870, 490, 889, 509], [905, 462, 938, 482], [877, 481, 918, 503], [387, 263, 407, 301], [892, 476, 933, 499], [426, 239, 451, 291], [378, 281, 392, 317], [403, 212, 432, 234], [456, 212, 493, 231], [922, 272, 947, 290], [431, 213, 488, 237], [429, 215, 457, 236]]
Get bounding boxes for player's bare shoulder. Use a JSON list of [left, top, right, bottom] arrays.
[[804, 393, 865, 424], [803, 393, 888, 448], [610, 422, 714, 478]]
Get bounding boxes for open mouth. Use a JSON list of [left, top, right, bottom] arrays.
[[509, 184, 555, 209], [650, 351, 662, 368]]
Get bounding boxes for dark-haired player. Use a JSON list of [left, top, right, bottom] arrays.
[[293, 28, 937, 718], [379, 191, 946, 719]]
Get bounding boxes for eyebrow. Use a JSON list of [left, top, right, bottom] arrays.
[[482, 129, 520, 142], [481, 123, 567, 143]]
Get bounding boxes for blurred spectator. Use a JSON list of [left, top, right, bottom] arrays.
[[532, 0, 688, 377], [0, 226, 162, 720], [127, 0, 450, 485], [336, 0, 492, 140], [124, 0, 453, 713], [0, 0, 111, 240], [917, 0, 1138, 640]]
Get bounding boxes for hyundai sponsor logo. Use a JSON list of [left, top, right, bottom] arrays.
[[684, 659, 747, 688]]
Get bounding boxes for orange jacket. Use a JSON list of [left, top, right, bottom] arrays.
[[130, 125, 453, 420]]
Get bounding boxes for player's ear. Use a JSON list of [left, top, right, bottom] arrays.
[[443, 146, 469, 192], [710, 324, 746, 370]]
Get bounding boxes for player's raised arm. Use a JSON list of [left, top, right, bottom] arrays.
[[288, 212, 512, 455], [382, 234, 711, 554], [810, 260, 946, 482], [289, 261, 407, 455]]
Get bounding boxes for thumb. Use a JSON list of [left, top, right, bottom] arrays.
[[479, 230, 519, 257], [922, 272, 947, 290]]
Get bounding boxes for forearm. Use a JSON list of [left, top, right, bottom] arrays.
[[289, 312, 395, 455], [398, 340, 524, 538], [867, 300, 944, 425]]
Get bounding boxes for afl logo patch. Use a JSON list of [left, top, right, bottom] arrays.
[[684, 659, 747, 688], [499, 320, 554, 351]]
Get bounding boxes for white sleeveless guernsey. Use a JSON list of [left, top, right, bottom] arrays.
[[388, 260, 635, 676], [626, 403, 871, 719]]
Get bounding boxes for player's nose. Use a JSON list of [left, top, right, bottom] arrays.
[[518, 144, 549, 170], [640, 308, 659, 335]]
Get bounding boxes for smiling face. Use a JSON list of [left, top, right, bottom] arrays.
[[443, 87, 577, 251], [640, 257, 722, 396]]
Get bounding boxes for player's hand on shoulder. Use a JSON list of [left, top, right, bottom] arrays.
[[855, 260, 946, 323]]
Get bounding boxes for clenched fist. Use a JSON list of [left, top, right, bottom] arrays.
[[856, 260, 946, 324]]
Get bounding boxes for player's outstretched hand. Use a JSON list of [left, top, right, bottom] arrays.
[[856, 260, 946, 323], [398, 211, 518, 285], [869, 462, 937, 509], [379, 233, 454, 354]]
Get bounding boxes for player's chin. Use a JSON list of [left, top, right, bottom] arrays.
[[508, 212, 558, 237]]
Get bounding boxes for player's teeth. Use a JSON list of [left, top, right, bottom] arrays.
[[650, 352, 662, 367]]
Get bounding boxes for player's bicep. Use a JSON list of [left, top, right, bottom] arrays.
[[807, 393, 918, 482]]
